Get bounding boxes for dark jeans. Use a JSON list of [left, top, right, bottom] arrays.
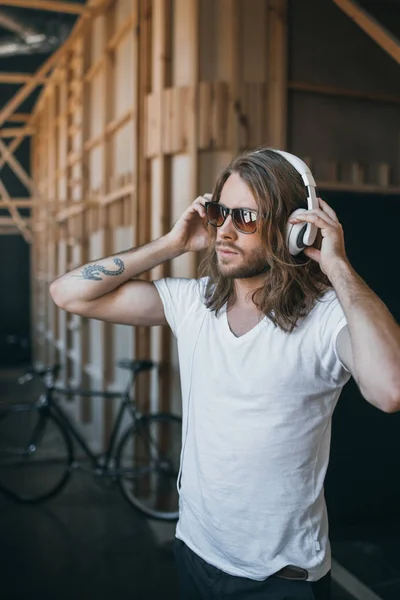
[[174, 538, 331, 600]]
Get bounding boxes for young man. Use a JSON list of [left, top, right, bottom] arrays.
[[50, 148, 400, 600]]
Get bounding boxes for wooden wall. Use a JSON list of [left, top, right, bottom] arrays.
[[28, 0, 400, 448]]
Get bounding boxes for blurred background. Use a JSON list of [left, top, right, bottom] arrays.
[[0, 0, 400, 598]]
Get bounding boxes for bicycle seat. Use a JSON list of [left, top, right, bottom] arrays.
[[116, 359, 155, 373]]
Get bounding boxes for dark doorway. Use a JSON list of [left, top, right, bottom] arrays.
[[320, 191, 400, 526], [0, 235, 31, 366]]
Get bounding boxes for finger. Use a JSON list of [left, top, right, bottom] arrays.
[[202, 193, 212, 200], [303, 246, 321, 263], [289, 210, 337, 229], [192, 197, 207, 217], [318, 198, 339, 222]]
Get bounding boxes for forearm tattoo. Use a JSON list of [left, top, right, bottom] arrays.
[[78, 258, 125, 281]]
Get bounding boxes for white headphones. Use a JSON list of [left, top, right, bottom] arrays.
[[257, 149, 319, 256]]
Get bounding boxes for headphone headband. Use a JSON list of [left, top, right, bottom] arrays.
[[253, 147, 319, 252], [271, 149, 316, 188]]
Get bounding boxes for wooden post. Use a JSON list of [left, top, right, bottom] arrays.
[[266, 0, 288, 149], [150, 0, 172, 413], [135, 0, 153, 413], [102, 4, 116, 446]]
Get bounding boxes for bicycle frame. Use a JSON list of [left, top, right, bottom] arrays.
[[42, 375, 140, 471]]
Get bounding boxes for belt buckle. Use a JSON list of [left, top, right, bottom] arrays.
[[274, 564, 309, 580]]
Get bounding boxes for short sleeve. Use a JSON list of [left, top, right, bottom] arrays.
[[153, 277, 207, 337], [315, 291, 351, 384]]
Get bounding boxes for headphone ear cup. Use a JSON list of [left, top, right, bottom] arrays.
[[286, 208, 308, 256]]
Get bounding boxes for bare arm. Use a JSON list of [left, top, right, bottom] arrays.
[[331, 261, 400, 413], [49, 195, 210, 326], [291, 197, 400, 413]]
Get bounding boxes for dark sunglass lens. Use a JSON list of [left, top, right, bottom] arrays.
[[233, 209, 257, 233], [206, 203, 224, 226]]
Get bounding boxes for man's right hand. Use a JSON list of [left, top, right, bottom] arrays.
[[168, 194, 212, 253]]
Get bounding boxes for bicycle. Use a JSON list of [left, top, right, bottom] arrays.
[[0, 361, 182, 521]]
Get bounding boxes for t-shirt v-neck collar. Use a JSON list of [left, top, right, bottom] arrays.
[[221, 305, 267, 343]]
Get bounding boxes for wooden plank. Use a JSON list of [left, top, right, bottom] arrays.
[[84, 55, 106, 82], [98, 184, 135, 206], [102, 3, 116, 444], [0, 72, 48, 84], [105, 108, 134, 136], [333, 0, 400, 64], [151, 0, 172, 412], [7, 113, 30, 123], [55, 201, 97, 222], [0, 217, 31, 226], [319, 181, 400, 194], [0, 127, 34, 138], [289, 81, 400, 105], [107, 11, 136, 51], [145, 91, 162, 157], [135, 0, 152, 414], [266, 0, 288, 148], [186, 0, 199, 276], [0, 227, 21, 235], [213, 82, 230, 149], [0, 199, 34, 208], [198, 81, 211, 149], [198, 81, 231, 150], [227, 0, 241, 154], [79, 25, 93, 424]]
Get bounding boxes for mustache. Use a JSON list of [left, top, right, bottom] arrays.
[[215, 243, 242, 254]]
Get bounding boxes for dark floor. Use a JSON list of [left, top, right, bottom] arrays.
[[1, 369, 399, 600]]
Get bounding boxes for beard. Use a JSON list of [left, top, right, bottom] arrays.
[[215, 245, 270, 279]]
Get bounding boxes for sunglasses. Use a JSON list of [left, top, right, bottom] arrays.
[[205, 201, 260, 234]]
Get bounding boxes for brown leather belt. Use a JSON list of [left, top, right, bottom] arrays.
[[273, 564, 309, 580]]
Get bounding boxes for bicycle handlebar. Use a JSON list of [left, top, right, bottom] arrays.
[[18, 364, 61, 385], [18, 361, 156, 399], [53, 387, 122, 399]]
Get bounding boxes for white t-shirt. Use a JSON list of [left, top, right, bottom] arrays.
[[154, 277, 351, 581]]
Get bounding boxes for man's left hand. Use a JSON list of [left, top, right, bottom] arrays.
[[288, 198, 349, 278]]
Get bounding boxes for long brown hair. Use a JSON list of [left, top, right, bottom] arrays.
[[198, 147, 332, 333]]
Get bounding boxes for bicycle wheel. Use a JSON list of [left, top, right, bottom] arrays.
[[0, 404, 73, 503], [116, 413, 182, 520]]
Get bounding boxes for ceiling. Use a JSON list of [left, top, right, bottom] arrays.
[[0, 0, 399, 115]]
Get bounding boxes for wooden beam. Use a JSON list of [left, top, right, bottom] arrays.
[[0, 199, 34, 208], [135, 0, 152, 414], [319, 181, 400, 194], [186, 0, 199, 276], [7, 113, 30, 123], [0, 226, 21, 235], [151, 0, 172, 413], [0, 127, 35, 138], [227, 0, 242, 154], [266, 0, 288, 148], [0, 0, 86, 15], [0, 217, 31, 226], [289, 81, 400, 105], [0, 130, 26, 170], [0, 72, 48, 85], [0, 0, 113, 129], [333, 0, 400, 64]]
